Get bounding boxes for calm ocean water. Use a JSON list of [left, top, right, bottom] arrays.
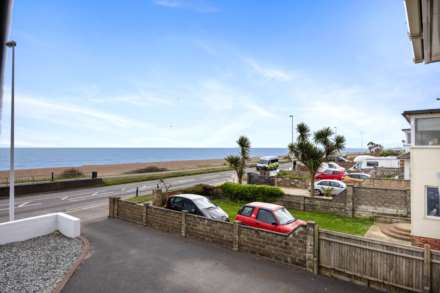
[[0, 148, 288, 170], [0, 147, 365, 170]]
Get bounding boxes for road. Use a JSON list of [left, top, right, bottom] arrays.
[[0, 170, 236, 223], [0, 163, 291, 223]]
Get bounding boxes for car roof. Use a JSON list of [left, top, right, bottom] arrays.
[[246, 202, 283, 211], [316, 179, 346, 183], [172, 194, 206, 200]]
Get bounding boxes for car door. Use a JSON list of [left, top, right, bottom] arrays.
[[236, 205, 255, 226], [255, 208, 278, 232], [329, 181, 342, 195], [182, 199, 200, 216]]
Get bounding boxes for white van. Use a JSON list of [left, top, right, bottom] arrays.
[[352, 156, 399, 170], [256, 156, 279, 171]]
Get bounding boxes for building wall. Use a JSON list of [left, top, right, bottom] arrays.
[[410, 147, 440, 239], [404, 159, 410, 180]]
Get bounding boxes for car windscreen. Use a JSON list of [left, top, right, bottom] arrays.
[[274, 208, 295, 225], [193, 197, 215, 209], [258, 159, 269, 164]]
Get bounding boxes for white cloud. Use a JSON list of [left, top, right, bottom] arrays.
[[244, 58, 294, 81], [152, 0, 219, 13]]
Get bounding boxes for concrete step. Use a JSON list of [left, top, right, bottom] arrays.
[[379, 224, 412, 242], [394, 223, 411, 234]]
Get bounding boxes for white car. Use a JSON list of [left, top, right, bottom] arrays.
[[318, 162, 345, 172], [314, 180, 347, 196]]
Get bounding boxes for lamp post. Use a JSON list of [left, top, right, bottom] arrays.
[[289, 114, 295, 170], [6, 40, 16, 222]]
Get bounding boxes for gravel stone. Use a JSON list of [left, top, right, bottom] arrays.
[[0, 232, 82, 293]]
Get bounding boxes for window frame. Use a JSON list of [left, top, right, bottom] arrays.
[[239, 206, 254, 217], [256, 208, 277, 225], [415, 117, 440, 146], [425, 185, 440, 220]]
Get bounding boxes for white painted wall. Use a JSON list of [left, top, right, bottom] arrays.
[[404, 159, 411, 180], [0, 213, 80, 245], [410, 147, 440, 239]]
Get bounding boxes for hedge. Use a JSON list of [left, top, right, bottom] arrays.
[[221, 182, 284, 202]]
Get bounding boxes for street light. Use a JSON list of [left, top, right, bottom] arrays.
[[6, 40, 16, 222], [289, 115, 295, 170]]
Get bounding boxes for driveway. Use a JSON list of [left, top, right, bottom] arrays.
[[63, 219, 376, 293]]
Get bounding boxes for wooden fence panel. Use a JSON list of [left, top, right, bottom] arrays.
[[432, 250, 440, 293], [319, 230, 425, 292]]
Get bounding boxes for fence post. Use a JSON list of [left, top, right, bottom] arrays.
[[181, 211, 187, 237], [306, 221, 317, 274], [345, 185, 354, 217], [143, 203, 149, 226], [423, 244, 431, 293], [233, 221, 240, 251], [51, 172, 54, 182], [314, 224, 319, 275]]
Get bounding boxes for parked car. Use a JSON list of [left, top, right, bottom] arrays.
[[346, 173, 371, 180], [319, 162, 345, 172], [166, 194, 229, 221], [256, 156, 279, 171], [235, 202, 306, 234], [314, 180, 347, 196], [315, 169, 345, 181]]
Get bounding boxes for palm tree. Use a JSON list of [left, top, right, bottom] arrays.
[[314, 127, 346, 160], [288, 123, 325, 196], [225, 135, 251, 184]]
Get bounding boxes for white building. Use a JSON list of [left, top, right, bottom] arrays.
[[402, 109, 440, 249]]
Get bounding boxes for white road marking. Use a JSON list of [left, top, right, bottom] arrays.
[[18, 202, 30, 208], [61, 196, 69, 200]]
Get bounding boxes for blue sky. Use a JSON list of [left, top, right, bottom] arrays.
[[1, 0, 440, 148]]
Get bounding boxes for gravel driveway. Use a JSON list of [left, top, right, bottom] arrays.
[[0, 233, 82, 293]]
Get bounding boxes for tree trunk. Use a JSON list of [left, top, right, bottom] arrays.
[[310, 173, 315, 197]]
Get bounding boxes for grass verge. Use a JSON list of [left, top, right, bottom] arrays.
[[103, 166, 231, 186], [212, 199, 373, 236], [126, 194, 152, 203]]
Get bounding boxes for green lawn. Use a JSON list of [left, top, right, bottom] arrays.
[[126, 194, 152, 203], [212, 199, 373, 236]]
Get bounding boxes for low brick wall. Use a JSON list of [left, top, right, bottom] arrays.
[[360, 178, 410, 189], [275, 177, 309, 189], [0, 178, 103, 197], [279, 185, 410, 219], [109, 197, 312, 269]]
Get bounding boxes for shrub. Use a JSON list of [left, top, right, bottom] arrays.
[[180, 184, 224, 198], [59, 168, 84, 179], [125, 166, 168, 174], [221, 182, 284, 202]]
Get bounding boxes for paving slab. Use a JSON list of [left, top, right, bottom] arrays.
[[63, 219, 377, 293]]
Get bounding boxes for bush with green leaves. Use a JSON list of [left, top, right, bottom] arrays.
[[266, 162, 279, 171], [221, 182, 284, 202]]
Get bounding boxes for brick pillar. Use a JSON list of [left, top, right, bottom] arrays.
[[181, 211, 187, 237], [306, 221, 318, 274], [423, 244, 431, 293], [143, 203, 149, 226], [233, 221, 240, 251], [405, 190, 411, 217], [345, 185, 354, 217], [109, 197, 120, 218]]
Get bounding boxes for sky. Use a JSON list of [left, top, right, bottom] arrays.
[[1, 0, 440, 148]]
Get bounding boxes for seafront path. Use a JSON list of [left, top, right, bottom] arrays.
[[0, 164, 290, 223]]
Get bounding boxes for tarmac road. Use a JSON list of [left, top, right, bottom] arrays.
[[0, 164, 291, 223]]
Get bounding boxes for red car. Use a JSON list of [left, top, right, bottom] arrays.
[[235, 202, 306, 234], [315, 169, 345, 181]]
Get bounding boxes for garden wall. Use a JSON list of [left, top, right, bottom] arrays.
[[109, 197, 311, 268], [278, 185, 410, 219], [110, 197, 439, 292]]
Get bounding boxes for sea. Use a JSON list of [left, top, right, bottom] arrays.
[[0, 147, 365, 170]]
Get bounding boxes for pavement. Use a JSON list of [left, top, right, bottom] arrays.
[[63, 219, 376, 293]]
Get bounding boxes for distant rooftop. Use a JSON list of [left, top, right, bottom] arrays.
[[402, 108, 440, 122]]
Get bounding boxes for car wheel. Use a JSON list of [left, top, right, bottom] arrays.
[[314, 189, 322, 195]]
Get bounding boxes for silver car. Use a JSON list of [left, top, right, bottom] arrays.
[[314, 180, 347, 195]]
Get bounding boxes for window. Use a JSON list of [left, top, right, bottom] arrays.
[[366, 161, 379, 167], [427, 186, 440, 218], [256, 209, 277, 224], [273, 208, 295, 225], [193, 197, 215, 209], [415, 117, 440, 146], [171, 197, 184, 209], [183, 199, 197, 212], [239, 206, 254, 217]]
